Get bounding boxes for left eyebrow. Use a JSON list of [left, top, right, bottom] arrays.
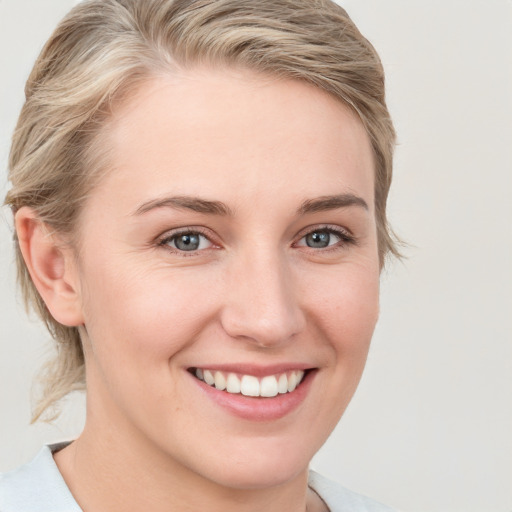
[[297, 194, 369, 215]]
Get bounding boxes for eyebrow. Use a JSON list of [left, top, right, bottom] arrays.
[[297, 194, 369, 215], [134, 196, 233, 216], [133, 192, 368, 217]]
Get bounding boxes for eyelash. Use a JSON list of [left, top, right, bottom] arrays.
[[156, 224, 357, 256], [157, 227, 217, 257], [293, 225, 357, 252]]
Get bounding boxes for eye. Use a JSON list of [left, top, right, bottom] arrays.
[[295, 227, 355, 250], [159, 230, 213, 252], [304, 231, 335, 248]]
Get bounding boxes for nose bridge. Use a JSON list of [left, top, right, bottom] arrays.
[[221, 245, 304, 347]]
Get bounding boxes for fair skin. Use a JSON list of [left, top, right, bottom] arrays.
[[16, 68, 379, 512]]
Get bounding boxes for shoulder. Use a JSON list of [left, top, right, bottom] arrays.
[[308, 471, 398, 512], [0, 444, 81, 512]]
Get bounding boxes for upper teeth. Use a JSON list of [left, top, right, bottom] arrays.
[[195, 369, 305, 397]]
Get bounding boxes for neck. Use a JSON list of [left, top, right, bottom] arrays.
[[54, 425, 317, 512]]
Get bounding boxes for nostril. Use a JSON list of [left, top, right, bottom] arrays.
[[219, 264, 305, 346], [220, 310, 305, 348]]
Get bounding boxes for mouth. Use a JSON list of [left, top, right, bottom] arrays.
[[189, 368, 309, 398], [188, 365, 317, 421]]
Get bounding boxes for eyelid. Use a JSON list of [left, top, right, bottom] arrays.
[[293, 224, 357, 249], [154, 223, 357, 256], [156, 226, 220, 253]]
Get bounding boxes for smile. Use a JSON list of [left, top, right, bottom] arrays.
[[192, 368, 306, 398]]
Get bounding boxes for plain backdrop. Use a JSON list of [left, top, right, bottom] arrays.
[[1, 1, 511, 511]]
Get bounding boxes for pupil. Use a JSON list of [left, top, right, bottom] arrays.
[[306, 231, 330, 248], [176, 233, 200, 251]]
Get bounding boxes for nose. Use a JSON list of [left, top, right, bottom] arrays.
[[220, 250, 305, 348]]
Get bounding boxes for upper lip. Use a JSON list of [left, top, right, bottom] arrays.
[[187, 363, 314, 377]]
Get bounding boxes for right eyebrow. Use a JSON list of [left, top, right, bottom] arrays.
[[133, 195, 233, 216]]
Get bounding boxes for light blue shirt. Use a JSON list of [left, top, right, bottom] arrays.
[[0, 444, 397, 511]]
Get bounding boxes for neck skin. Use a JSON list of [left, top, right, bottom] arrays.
[[53, 391, 328, 512]]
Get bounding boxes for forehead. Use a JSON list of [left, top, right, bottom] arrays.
[[92, 67, 375, 215]]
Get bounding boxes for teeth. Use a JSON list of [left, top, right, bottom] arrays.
[[194, 369, 306, 398], [260, 375, 278, 397], [226, 372, 241, 394], [288, 372, 297, 392], [278, 373, 288, 394], [214, 371, 226, 391], [241, 375, 260, 397], [203, 369, 215, 386], [291, 370, 304, 392]]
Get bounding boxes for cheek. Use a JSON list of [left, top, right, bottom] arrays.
[[79, 258, 219, 372], [77, 262, 221, 430], [293, 263, 379, 442], [303, 262, 380, 352]]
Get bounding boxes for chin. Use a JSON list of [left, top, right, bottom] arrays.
[[186, 434, 319, 491], [208, 459, 309, 491]]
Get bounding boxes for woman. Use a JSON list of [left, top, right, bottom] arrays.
[[0, 0, 399, 510]]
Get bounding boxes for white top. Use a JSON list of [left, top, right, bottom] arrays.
[[0, 444, 396, 512]]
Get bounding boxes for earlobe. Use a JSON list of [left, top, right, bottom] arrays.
[[15, 207, 84, 327]]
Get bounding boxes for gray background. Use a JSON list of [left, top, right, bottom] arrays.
[[1, 1, 511, 511]]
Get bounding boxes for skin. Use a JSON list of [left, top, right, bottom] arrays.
[[17, 68, 380, 511]]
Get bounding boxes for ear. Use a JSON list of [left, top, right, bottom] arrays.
[[15, 207, 84, 327]]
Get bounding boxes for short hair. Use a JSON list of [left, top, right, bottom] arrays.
[[5, 0, 398, 420]]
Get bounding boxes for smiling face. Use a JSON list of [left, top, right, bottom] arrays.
[[71, 68, 380, 490]]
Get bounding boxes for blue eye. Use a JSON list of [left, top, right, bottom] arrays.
[[162, 231, 213, 252], [304, 231, 334, 248], [296, 227, 355, 250]]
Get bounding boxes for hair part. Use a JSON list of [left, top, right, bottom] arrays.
[[5, 0, 398, 421]]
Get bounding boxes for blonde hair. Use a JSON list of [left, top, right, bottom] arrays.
[[5, 0, 398, 421]]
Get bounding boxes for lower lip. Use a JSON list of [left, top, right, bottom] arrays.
[[190, 370, 316, 422]]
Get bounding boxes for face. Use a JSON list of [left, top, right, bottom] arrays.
[[72, 68, 380, 489]]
